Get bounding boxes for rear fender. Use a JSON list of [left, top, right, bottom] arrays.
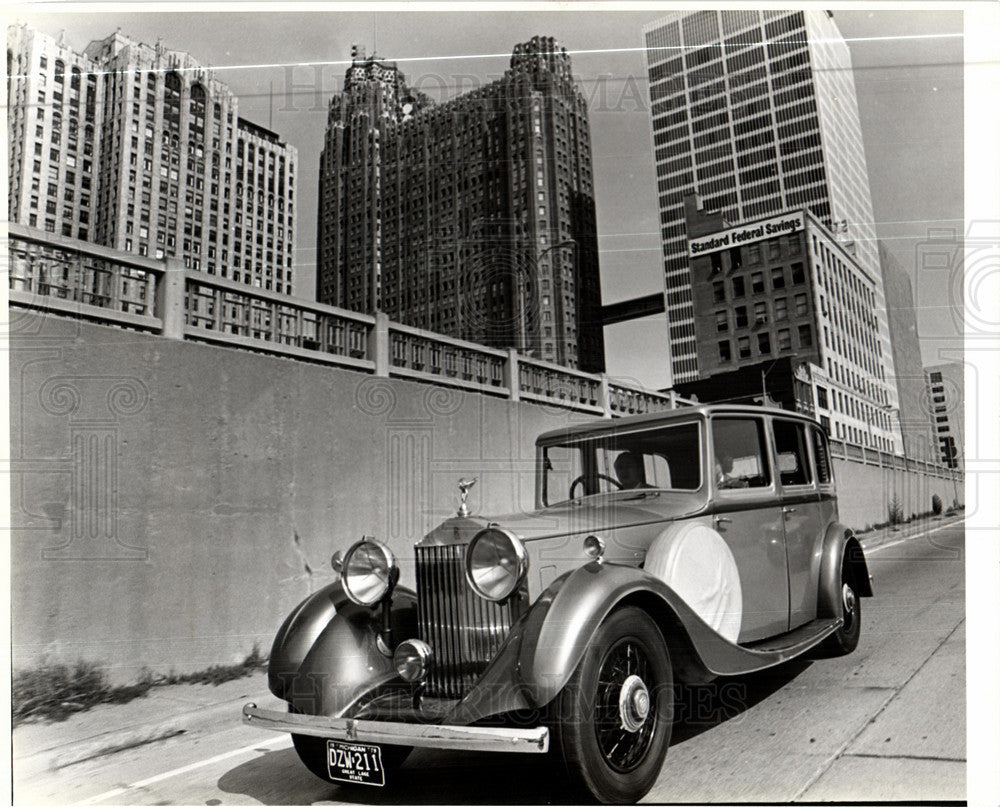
[[267, 581, 418, 716], [817, 524, 873, 620]]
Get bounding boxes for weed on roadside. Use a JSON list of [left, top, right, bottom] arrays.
[[13, 645, 266, 726]]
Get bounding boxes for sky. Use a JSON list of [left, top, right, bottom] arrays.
[[6, 4, 967, 389]]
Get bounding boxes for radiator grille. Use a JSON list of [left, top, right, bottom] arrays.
[[415, 544, 524, 698]]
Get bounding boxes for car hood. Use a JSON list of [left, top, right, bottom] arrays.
[[419, 490, 708, 546]]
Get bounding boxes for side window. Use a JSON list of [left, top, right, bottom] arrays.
[[712, 418, 771, 490], [772, 419, 813, 487], [812, 427, 833, 485]]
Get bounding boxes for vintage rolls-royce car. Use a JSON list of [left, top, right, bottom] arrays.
[[243, 404, 871, 803]]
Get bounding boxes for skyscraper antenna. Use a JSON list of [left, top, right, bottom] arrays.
[[268, 79, 273, 129], [372, 13, 377, 58]]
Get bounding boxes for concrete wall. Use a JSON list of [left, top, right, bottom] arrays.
[[833, 457, 961, 532], [9, 314, 962, 680]]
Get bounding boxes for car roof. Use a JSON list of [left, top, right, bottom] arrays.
[[535, 403, 821, 445]]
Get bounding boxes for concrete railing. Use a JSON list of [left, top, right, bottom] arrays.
[[5, 223, 961, 480], [6, 223, 690, 419]]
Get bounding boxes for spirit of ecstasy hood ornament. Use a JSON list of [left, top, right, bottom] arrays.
[[457, 477, 477, 517]]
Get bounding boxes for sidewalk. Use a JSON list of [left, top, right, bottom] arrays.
[[12, 514, 963, 776], [12, 670, 272, 775], [855, 512, 963, 553]]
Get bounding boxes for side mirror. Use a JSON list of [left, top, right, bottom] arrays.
[[331, 551, 344, 574]]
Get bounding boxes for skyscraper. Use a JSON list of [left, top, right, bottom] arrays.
[[924, 362, 964, 470], [7, 24, 297, 293], [642, 9, 895, 402], [880, 241, 934, 460], [317, 37, 604, 372]]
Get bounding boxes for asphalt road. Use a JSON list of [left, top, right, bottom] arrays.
[[14, 520, 966, 805]]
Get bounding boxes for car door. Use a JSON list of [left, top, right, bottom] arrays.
[[771, 417, 824, 630], [709, 415, 789, 642]]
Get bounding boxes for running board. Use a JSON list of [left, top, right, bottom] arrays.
[[689, 616, 843, 678], [743, 618, 843, 653]]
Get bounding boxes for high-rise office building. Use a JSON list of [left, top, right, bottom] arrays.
[[642, 10, 895, 401], [680, 199, 901, 453], [924, 362, 964, 470], [880, 242, 934, 460], [7, 24, 297, 293], [317, 37, 604, 371]]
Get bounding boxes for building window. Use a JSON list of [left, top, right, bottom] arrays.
[[798, 323, 813, 347], [757, 332, 771, 354], [794, 293, 808, 316], [718, 340, 731, 361], [771, 266, 785, 288], [737, 336, 751, 359], [746, 243, 760, 264], [816, 386, 829, 409], [712, 281, 725, 302], [734, 306, 748, 328], [751, 272, 764, 293], [791, 262, 805, 284], [778, 328, 791, 351], [731, 276, 745, 297], [715, 310, 728, 332], [754, 301, 767, 323], [775, 297, 788, 320]]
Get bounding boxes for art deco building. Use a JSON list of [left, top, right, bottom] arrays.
[[318, 37, 604, 371], [642, 10, 895, 399], [7, 24, 297, 293], [681, 198, 902, 453]]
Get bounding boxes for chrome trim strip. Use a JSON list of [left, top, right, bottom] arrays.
[[242, 703, 549, 753]]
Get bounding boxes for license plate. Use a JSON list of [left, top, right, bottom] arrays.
[[326, 740, 385, 787]]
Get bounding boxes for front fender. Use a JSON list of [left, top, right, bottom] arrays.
[[516, 562, 717, 707], [267, 581, 418, 717], [817, 524, 873, 620]]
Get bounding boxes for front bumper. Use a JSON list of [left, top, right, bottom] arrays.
[[242, 702, 549, 753]]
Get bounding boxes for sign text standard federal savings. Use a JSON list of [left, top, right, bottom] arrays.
[[688, 212, 805, 257]]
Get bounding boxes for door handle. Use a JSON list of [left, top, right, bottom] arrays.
[[782, 507, 796, 514], [715, 516, 732, 525]]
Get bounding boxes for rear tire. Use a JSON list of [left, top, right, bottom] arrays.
[[291, 733, 412, 787], [553, 606, 673, 804], [821, 559, 862, 655]]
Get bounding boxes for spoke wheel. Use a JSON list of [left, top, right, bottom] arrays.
[[554, 606, 673, 804], [594, 641, 655, 772]]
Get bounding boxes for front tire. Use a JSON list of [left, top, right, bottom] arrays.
[[821, 558, 862, 655], [291, 734, 412, 787], [554, 606, 673, 804]]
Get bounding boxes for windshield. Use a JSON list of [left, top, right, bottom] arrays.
[[539, 421, 702, 506]]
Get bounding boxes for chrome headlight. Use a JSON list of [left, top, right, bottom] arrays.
[[465, 527, 528, 602], [341, 538, 398, 606]]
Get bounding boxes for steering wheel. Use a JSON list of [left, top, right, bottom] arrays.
[[569, 474, 624, 499]]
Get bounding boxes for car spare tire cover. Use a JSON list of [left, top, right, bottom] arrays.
[[644, 522, 743, 642]]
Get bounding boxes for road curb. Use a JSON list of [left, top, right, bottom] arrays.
[[859, 515, 962, 554]]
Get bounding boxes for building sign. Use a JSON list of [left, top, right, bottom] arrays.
[[688, 211, 805, 257]]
